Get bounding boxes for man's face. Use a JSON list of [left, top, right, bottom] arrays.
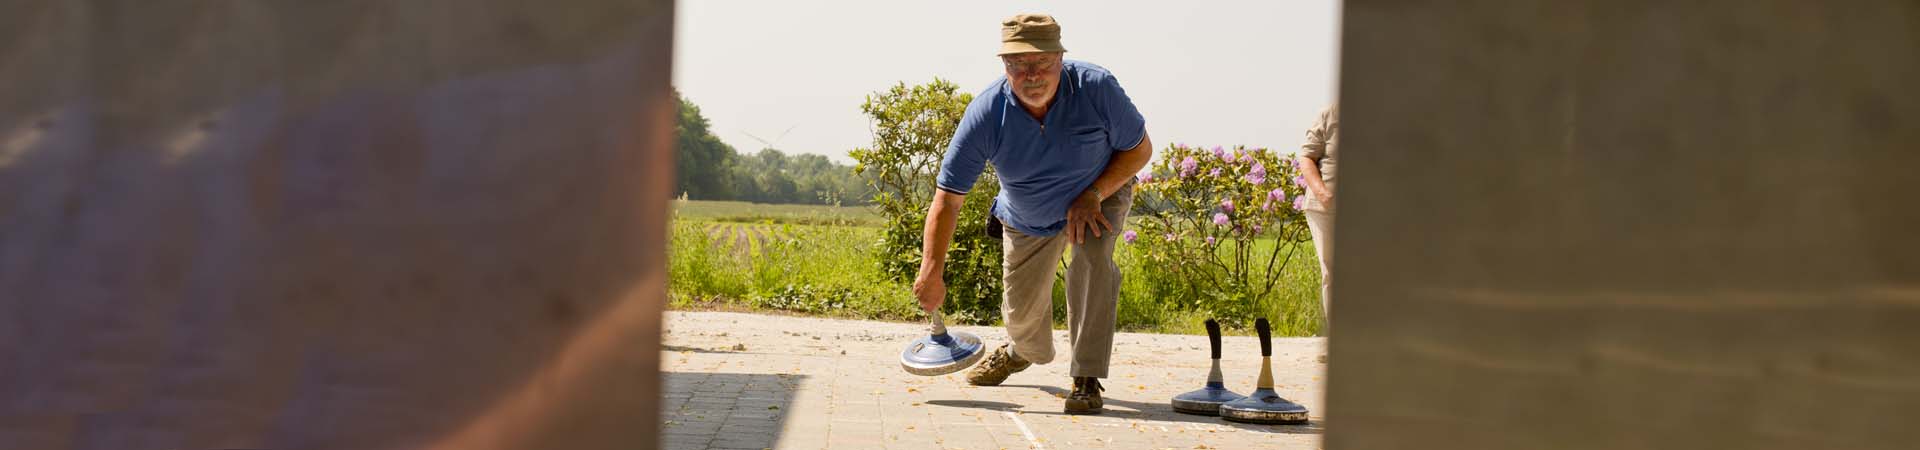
[[1002, 52, 1063, 109]]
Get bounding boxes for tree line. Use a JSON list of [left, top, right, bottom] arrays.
[[674, 90, 871, 205]]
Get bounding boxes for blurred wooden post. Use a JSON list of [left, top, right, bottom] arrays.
[[0, 1, 676, 449], [1328, 1, 1919, 449]]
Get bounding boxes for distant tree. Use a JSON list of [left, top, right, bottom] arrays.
[[728, 163, 763, 202], [675, 88, 874, 206], [753, 148, 788, 173], [752, 149, 801, 203], [674, 90, 738, 199]]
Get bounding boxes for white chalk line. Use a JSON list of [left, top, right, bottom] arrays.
[[1004, 411, 1045, 449]]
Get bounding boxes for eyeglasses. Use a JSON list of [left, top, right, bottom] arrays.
[[1002, 58, 1057, 76]]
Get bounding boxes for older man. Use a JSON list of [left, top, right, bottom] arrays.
[[912, 13, 1153, 415]]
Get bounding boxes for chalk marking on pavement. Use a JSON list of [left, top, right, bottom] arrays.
[[1004, 411, 1045, 449]]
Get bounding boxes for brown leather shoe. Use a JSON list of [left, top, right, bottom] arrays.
[[965, 344, 1031, 386], [1064, 377, 1105, 415]]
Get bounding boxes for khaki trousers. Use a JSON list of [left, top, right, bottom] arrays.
[[998, 182, 1134, 378], [1305, 206, 1335, 323]]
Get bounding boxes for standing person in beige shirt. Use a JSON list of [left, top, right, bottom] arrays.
[[1296, 106, 1338, 325]]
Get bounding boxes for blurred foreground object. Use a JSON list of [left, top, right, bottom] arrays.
[[0, 1, 676, 449], [1329, 1, 1919, 449]]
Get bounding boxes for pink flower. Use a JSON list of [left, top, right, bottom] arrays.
[[1179, 157, 1198, 177], [1220, 199, 1235, 213], [1293, 195, 1309, 210], [1293, 175, 1307, 187], [1213, 212, 1230, 226], [1246, 162, 1266, 184], [1268, 188, 1287, 203], [1123, 230, 1137, 243], [1208, 168, 1222, 177], [1253, 224, 1265, 233], [1238, 150, 1253, 164], [1137, 172, 1153, 184], [1205, 236, 1217, 246], [1164, 233, 1177, 242], [1212, 146, 1227, 159]]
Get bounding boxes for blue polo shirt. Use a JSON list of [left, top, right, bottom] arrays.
[[935, 60, 1147, 237]]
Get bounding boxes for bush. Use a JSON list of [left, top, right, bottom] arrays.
[[849, 79, 1003, 325], [1127, 144, 1319, 331]]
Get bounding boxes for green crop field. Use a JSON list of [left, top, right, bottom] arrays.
[[673, 199, 882, 227], [667, 200, 1325, 336]]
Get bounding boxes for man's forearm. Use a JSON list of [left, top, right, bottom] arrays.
[[1089, 132, 1153, 200], [918, 190, 966, 278], [1295, 155, 1331, 197]]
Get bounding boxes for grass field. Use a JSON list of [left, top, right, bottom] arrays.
[[668, 200, 1325, 336], [673, 199, 882, 227]]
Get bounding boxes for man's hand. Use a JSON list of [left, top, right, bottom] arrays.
[[1296, 154, 1334, 209], [1065, 188, 1111, 244], [1070, 131, 1149, 244], [913, 273, 946, 312]]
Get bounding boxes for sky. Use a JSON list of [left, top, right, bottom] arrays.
[[673, 1, 1341, 165]]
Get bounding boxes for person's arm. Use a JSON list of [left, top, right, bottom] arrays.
[[1090, 132, 1154, 204], [913, 191, 965, 312], [1065, 132, 1153, 244], [1296, 154, 1333, 206], [1066, 70, 1151, 244], [918, 90, 995, 313], [1298, 109, 1334, 205]]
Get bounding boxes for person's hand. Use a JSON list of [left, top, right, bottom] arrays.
[[1315, 189, 1334, 207], [1065, 188, 1111, 244], [913, 273, 946, 312]]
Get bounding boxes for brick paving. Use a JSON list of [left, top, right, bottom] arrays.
[[661, 311, 1326, 450]]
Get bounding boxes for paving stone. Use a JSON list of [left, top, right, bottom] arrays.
[[663, 311, 1325, 449]]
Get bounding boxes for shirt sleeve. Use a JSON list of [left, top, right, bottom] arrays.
[[1091, 73, 1147, 151], [1300, 107, 1334, 159], [936, 91, 997, 195]]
